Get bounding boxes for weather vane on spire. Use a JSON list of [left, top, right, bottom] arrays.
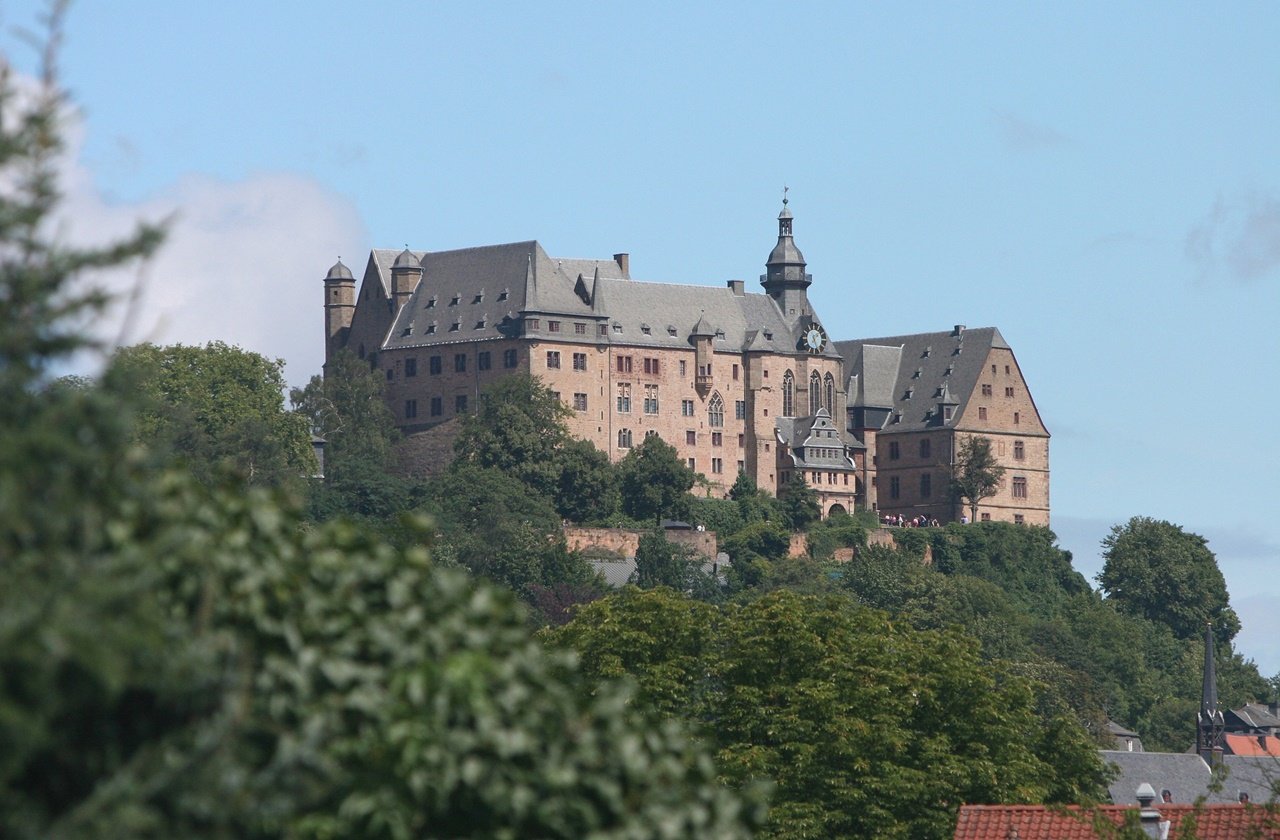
[[782, 185, 789, 206]]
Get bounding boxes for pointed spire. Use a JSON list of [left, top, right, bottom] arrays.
[[1197, 623, 1225, 763], [690, 310, 716, 337], [761, 193, 812, 320], [522, 251, 538, 310]]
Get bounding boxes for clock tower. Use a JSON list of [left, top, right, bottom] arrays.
[[760, 192, 813, 323]]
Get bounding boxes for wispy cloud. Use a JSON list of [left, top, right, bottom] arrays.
[[991, 109, 1067, 151], [1186, 192, 1280, 284]]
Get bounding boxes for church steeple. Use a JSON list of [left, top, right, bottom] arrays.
[[761, 188, 813, 322], [1196, 623, 1225, 764]]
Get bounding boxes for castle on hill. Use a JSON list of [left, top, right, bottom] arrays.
[[322, 203, 1049, 525]]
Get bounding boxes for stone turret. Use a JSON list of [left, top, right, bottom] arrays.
[[323, 259, 355, 366], [390, 247, 422, 310]]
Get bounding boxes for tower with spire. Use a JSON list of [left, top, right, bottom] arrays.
[[1197, 623, 1225, 764], [760, 188, 813, 322]]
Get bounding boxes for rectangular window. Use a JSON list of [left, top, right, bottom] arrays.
[[405, 357, 417, 377], [616, 356, 633, 374], [455, 394, 468, 412], [546, 351, 561, 369], [890, 476, 900, 499], [735, 400, 745, 420], [598, 324, 608, 336], [548, 320, 561, 333], [681, 399, 695, 417], [573, 352, 587, 371], [1005, 386, 1015, 397], [712, 457, 723, 474], [551, 391, 560, 403], [574, 322, 586, 335], [732, 363, 739, 380], [1012, 476, 1027, 498], [919, 439, 931, 459], [616, 383, 631, 413], [981, 512, 992, 521], [712, 432, 723, 447], [405, 399, 417, 419], [643, 357, 660, 375], [526, 318, 540, 331], [1013, 412, 1020, 425], [679, 360, 687, 376], [737, 433, 744, 447], [386, 368, 393, 381], [644, 384, 659, 414], [737, 460, 745, 473], [573, 392, 587, 411], [686, 430, 696, 445], [991, 364, 997, 374], [1014, 514, 1025, 524], [978, 406, 987, 420], [430, 397, 442, 417], [889, 441, 900, 460], [477, 351, 491, 371], [618, 428, 633, 449], [430, 355, 442, 375], [454, 353, 467, 372], [1014, 440, 1025, 460], [687, 457, 696, 470], [503, 349, 518, 369], [920, 473, 932, 498], [981, 384, 992, 397]]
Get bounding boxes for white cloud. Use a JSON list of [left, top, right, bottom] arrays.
[[51, 102, 368, 386]]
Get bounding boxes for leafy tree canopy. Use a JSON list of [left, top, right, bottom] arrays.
[[113, 341, 314, 486], [616, 434, 696, 523], [777, 473, 820, 531], [1098, 516, 1240, 642]]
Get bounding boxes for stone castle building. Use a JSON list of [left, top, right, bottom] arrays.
[[322, 203, 1048, 524]]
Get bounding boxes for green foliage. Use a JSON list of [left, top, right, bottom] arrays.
[[776, 473, 820, 531], [804, 511, 867, 561], [632, 530, 722, 600], [721, 520, 793, 589], [452, 374, 618, 523], [113, 341, 314, 486], [549, 589, 1110, 840], [292, 349, 410, 519], [1099, 516, 1240, 642], [617, 434, 696, 523], [0, 39, 761, 838], [949, 435, 1005, 522], [686, 495, 745, 536]]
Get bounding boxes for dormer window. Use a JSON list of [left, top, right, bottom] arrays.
[[922, 346, 931, 358], [763, 330, 773, 340], [641, 323, 651, 334], [449, 321, 460, 332], [903, 387, 914, 400], [944, 365, 953, 376], [425, 322, 437, 335], [612, 322, 622, 332], [475, 318, 486, 329], [472, 292, 484, 304], [497, 289, 509, 301], [667, 325, 677, 336], [449, 293, 461, 306], [426, 296, 437, 309], [912, 368, 921, 379], [715, 328, 725, 338]]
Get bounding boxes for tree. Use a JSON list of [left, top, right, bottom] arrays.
[[616, 435, 696, 522], [632, 529, 721, 600], [950, 435, 1005, 522], [1098, 516, 1240, 642], [547, 589, 1110, 840], [0, 28, 763, 837], [113, 341, 314, 486], [777, 472, 820, 530], [291, 348, 408, 519], [453, 374, 618, 523]]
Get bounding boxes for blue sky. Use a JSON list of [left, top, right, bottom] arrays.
[[8, 2, 1277, 675]]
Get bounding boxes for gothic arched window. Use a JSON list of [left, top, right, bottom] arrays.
[[809, 371, 821, 416], [782, 370, 794, 417], [824, 373, 835, 414], [708, 392, 725, 428]]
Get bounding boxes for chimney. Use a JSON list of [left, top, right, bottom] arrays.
[[727, 279, 745, 296], [952, 324, 966, 336], [613, 252, 630, 278], [1135, 784, 1170, 839]]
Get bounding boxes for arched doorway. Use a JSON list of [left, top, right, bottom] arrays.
[[828, 503, 847, 518]]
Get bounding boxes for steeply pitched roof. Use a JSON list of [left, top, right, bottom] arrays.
[[835, 326, 1010, 433], [954, 803, 1280, 839], [372, 239, 838, 357], [1224, 733, 1280, 757]]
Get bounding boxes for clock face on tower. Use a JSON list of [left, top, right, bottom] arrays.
[[803, 323, 826, 353]]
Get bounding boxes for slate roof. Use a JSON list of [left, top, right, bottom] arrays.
[[954, 803, 1280, 839], [834, 326, 1010, 433], [1230, 703, 1280, 732], [1102, 750, 1279, 804], [776, 409, 865, 466], [370, 240, 839, 357]]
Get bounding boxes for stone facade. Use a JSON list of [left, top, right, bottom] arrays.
[[324, 205, 1049, 525]]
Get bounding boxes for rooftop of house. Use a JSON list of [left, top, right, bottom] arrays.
[[954, 803, 1280, 839], [1102, 749, 1279, 805]]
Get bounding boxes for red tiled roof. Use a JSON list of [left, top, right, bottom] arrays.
[[1224, 733, 1280, 757], [954, 803, 1280, 839]]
